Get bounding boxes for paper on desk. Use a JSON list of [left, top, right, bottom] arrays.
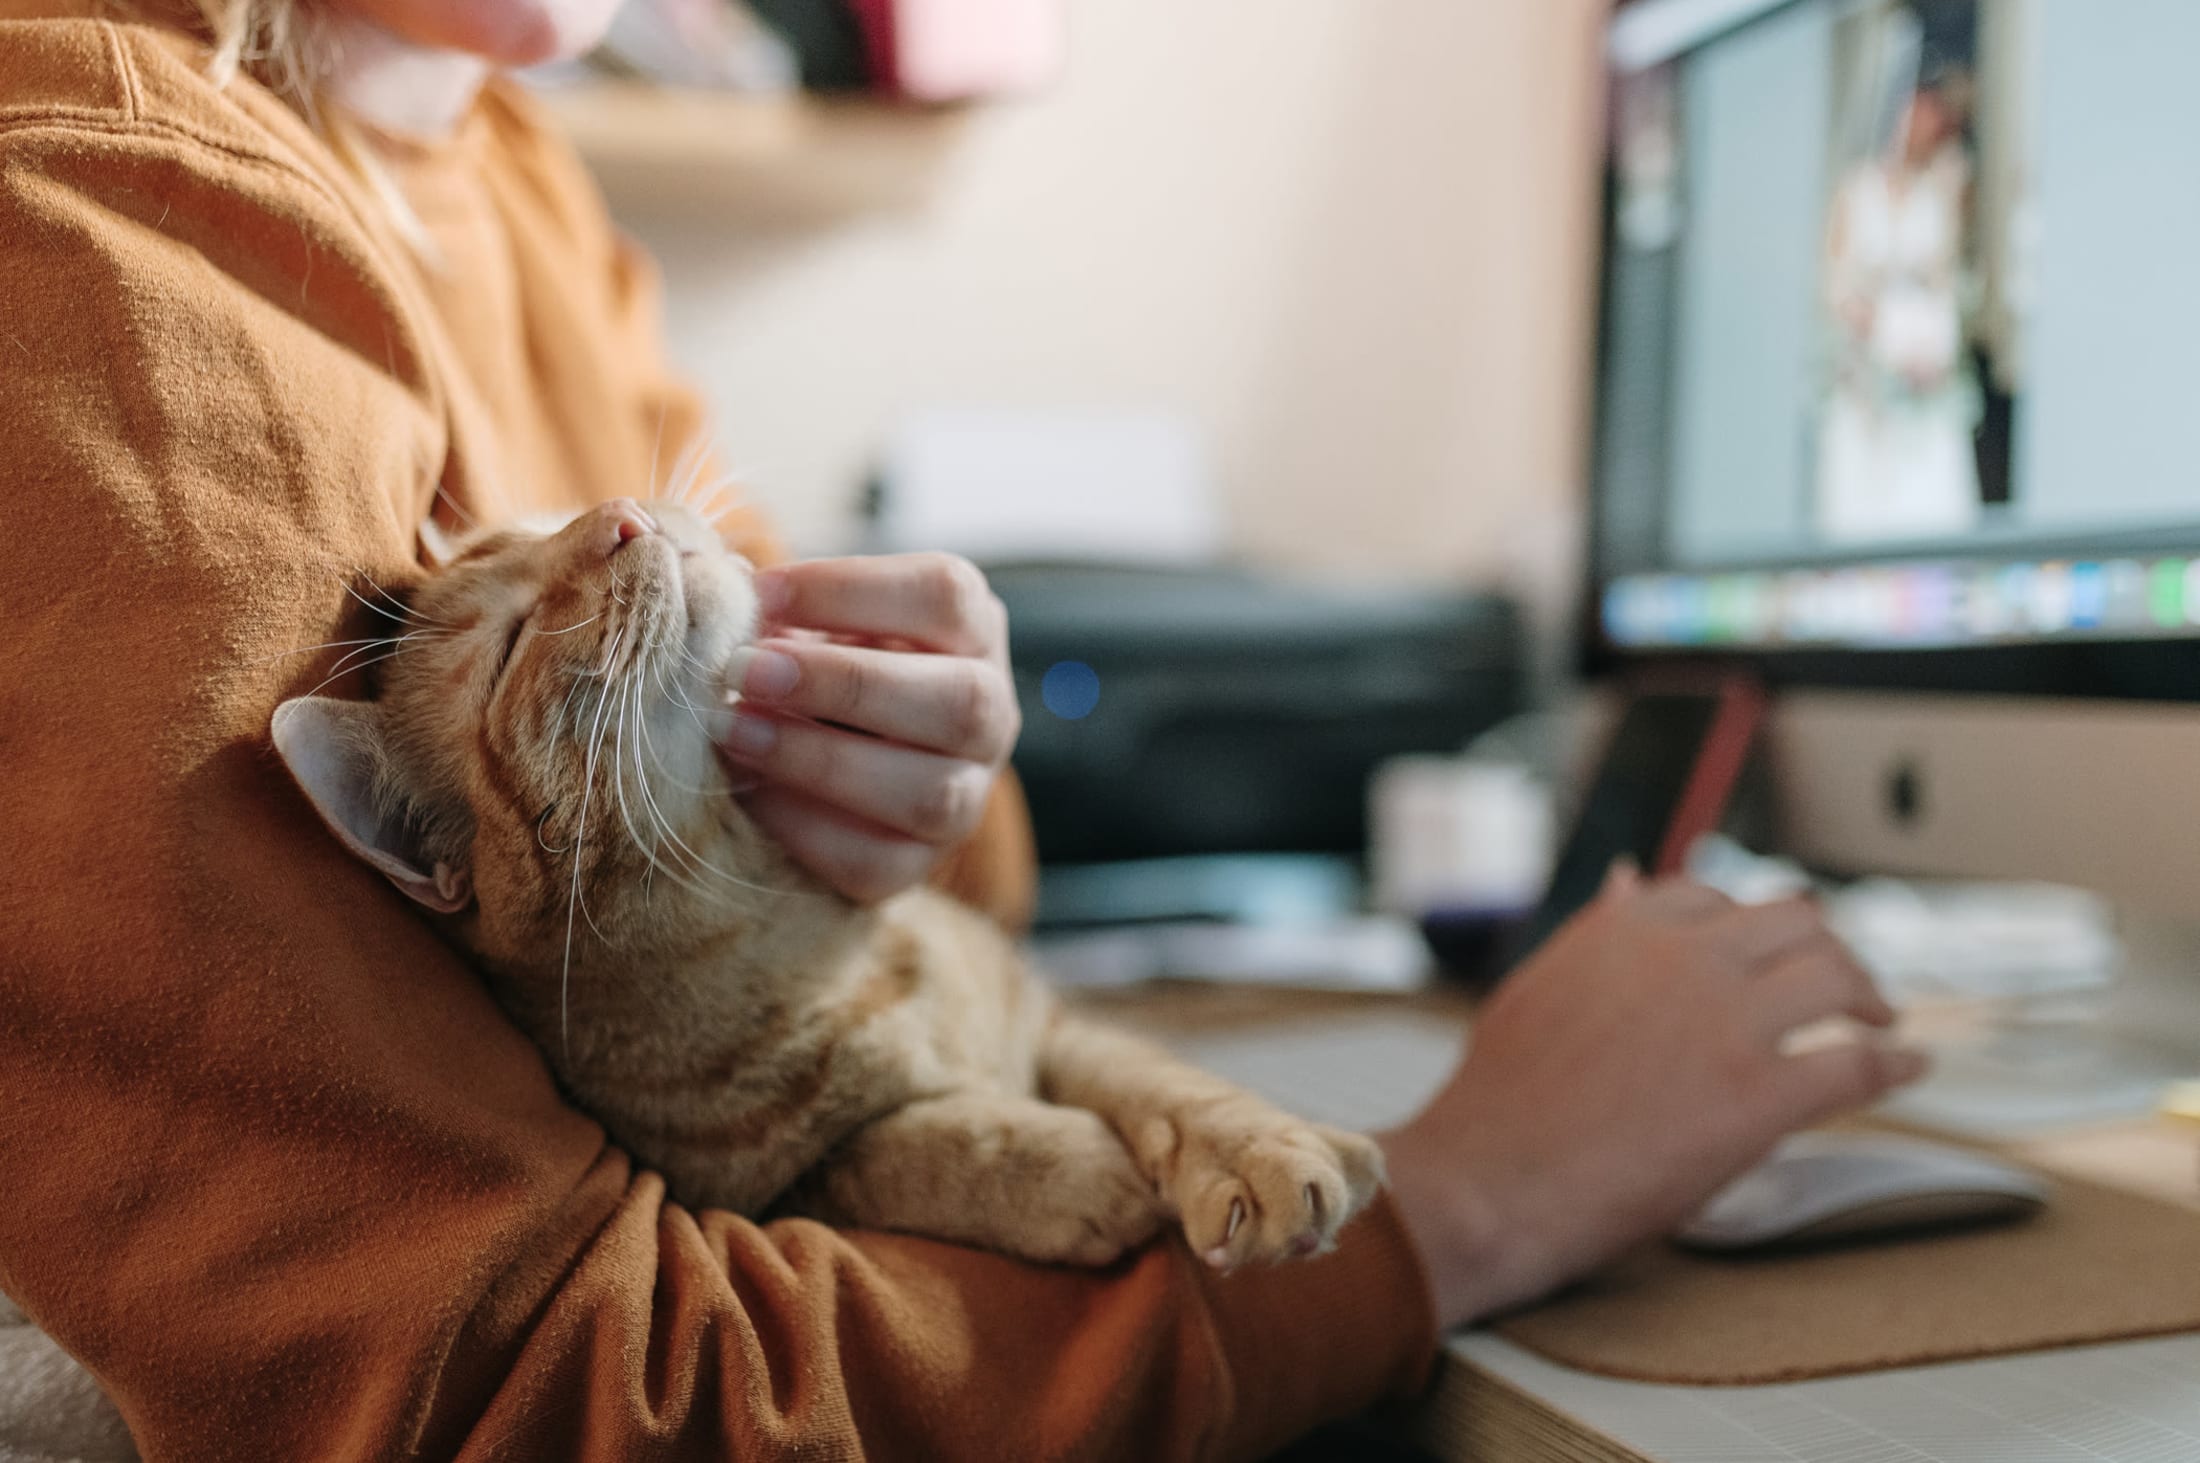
[[1833, 879, 2119, 1001], [1687, 836, 2120, 1005], [1034, 917, 1430, 994]]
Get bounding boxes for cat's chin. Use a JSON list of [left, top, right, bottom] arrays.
[[678, 626, 745, 720], [621, 499, 761, 775], [661, 539, 759, 686]]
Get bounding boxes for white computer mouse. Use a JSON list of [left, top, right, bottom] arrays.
[[1675, 1133, 2050, 1253]]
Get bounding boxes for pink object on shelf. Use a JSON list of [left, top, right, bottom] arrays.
[[850, 0, 1068, 101]]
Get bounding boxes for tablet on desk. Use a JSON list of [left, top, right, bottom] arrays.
[[1505, 679, 1764, 968]]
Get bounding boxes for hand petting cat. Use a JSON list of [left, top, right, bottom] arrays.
[[717, 552, 1022, 905]]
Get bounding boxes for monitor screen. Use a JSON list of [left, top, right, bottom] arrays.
[[1595, 0, 2200, 656]]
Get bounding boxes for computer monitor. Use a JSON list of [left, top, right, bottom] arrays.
[[1590, 0, 2200, 921]]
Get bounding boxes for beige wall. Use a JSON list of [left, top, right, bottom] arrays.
[[623, 0, 1610, 587]]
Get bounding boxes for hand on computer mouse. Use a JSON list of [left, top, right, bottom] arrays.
[[1375, 866, 1928, 1332]]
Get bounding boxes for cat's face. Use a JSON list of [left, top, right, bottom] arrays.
[[273, 498, 762, 957]]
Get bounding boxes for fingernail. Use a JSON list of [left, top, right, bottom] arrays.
[[754, 569, 791, 617], [721, 710, 777, 760], [729, 645, 799, 701]]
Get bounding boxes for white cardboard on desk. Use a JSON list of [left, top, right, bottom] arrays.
[[873, 408, 1220, 564]]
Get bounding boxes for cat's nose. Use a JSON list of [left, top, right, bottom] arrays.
[[595, 498, 658, 555]]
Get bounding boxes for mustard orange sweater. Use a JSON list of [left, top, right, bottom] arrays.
[[0, 5, 1434, 1459]]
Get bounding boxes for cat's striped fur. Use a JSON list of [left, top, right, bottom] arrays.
[[273, 498, 1382, 1268]]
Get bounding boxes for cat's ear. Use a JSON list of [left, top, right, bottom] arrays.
[[271, 696, 471, 914]]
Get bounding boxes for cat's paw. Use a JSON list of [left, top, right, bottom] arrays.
[[1005, 1114, 1170, 1267], [1137, 1101, 1386, 1269]]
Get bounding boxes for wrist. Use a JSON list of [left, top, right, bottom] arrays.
[[1375, 1121, 1556, 1330]]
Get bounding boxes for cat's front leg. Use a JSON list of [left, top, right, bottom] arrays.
[[795, 1091, 1167, 1266], [1039, 1018, 1386, 1270]]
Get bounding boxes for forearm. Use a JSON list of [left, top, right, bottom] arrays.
[[1363, 876, 1927, 1336], [1374, 1122, 1554, 1333]]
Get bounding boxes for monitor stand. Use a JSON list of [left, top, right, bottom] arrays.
[[1763, 688, 2200, 1138]]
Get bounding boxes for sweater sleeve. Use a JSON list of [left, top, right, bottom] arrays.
[[0, 26, 1433, 1463]]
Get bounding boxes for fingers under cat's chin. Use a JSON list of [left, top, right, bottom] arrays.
[[736, 785, 938, 905]]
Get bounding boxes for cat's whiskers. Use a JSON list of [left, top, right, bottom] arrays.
[[658, 437, 750, 532], [294, 649, 404, 701], [249, 630, 451, 668], [562, 623, 630, 1056], [614, 711, 717, 905], [605, 557, 637, 610], [606, 675, 647, 876], [674, 637, 721, 683], [666, 438, 712, 509], [604, 621, 767, 902], [606, 670, 698, 902], [576, 596, 779, 904], [646, 405, 668, 501], [432, 488, 477, 530], [535, 802, 571, 857], [645, 655, 716, 766], [348, 575, 456, 629], [647, 645, 722, 739], [626, 675, 780, 899], [287, 629, 448, 701], [555, 659, 600, 733], [581, 603, 633, 678], [323, 628, 442, 679], [552, 570, 797, 1048], [554, 590, 637, 738], [697, 484, 743, 529]]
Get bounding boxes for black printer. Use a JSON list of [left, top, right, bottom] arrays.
[[990, 563, 1525, 871]]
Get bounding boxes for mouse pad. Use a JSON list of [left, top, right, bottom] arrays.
[[1488, 1127, 2200, 1385]]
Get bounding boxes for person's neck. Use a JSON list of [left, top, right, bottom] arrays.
[[323, 18, 490, 140]]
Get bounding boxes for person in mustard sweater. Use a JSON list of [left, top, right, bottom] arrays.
[[0, 1, 1927, 1457]]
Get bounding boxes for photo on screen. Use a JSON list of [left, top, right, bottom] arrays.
[[1815, 0, 2035, 546]]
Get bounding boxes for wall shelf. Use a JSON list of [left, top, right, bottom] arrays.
[[539, 83, 965, 223]]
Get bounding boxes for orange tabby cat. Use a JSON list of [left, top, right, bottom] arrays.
[[272, 498, 1383, 1268]]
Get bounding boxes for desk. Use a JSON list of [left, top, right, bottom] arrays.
[[1074, 984, 2200, 1463]]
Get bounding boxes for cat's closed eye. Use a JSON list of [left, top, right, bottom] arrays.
[[490, 610, 532, 683]]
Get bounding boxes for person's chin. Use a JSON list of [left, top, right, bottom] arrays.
[[356, 0, 621, 67], [463, 2, 620, 66]]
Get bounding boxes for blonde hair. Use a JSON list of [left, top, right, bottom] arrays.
[[187, 0, 322, 106], [166, 0, 439, 255]]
